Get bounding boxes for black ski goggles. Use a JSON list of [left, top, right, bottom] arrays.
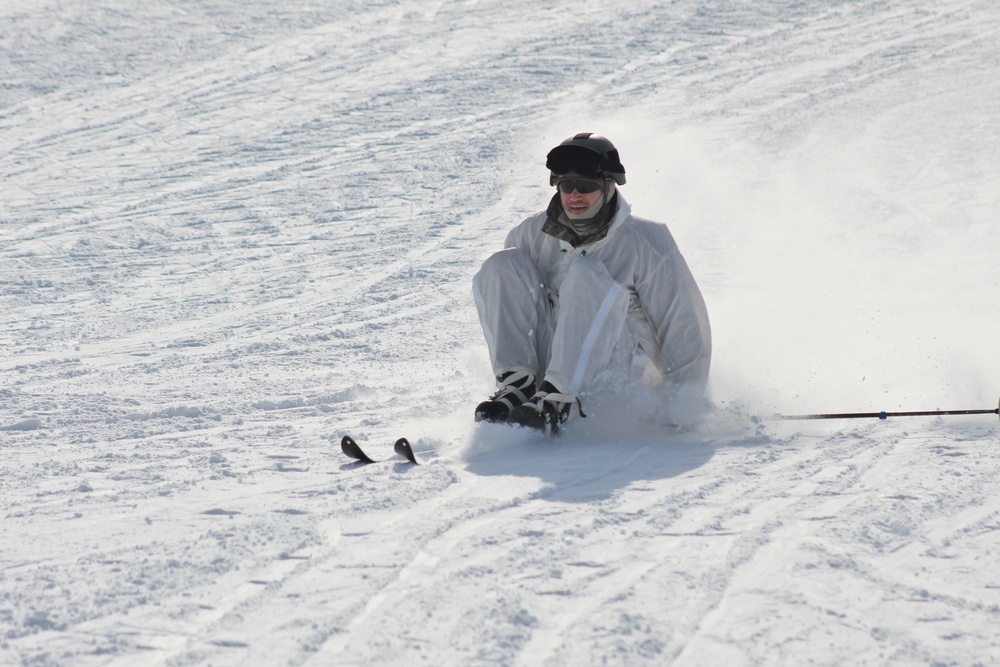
[[556, 179, 603, 195]]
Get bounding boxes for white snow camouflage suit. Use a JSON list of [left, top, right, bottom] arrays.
[[473, 193, 711, 406]]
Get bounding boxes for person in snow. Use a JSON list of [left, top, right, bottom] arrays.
[[472, 132, 711, 433]]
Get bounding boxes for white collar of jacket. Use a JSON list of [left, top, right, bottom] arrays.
[[556, 194, 632, 254]]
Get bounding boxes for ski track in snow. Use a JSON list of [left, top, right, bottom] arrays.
[[2, 1, 999, 665]]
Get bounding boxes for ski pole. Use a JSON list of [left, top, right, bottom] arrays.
[[775, 396, 1000, 422]]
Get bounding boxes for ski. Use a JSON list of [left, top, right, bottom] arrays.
[[341, 435, 377, 463], [340, 435, 418, 465], [394, 437, 418, 464]]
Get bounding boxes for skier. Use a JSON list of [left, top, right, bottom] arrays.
[[472, 133, 711, 433]]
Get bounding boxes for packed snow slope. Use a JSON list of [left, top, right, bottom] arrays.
[[2, 1, 999, 665]]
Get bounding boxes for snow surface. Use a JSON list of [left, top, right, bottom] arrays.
[[2, 1, 999, 665]]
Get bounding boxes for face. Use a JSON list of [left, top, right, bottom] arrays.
[[558, 179, 604, 215]]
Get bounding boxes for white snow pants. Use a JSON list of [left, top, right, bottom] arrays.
[[472, 248, 636, 396]]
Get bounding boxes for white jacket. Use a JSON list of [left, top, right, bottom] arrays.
[[504, 194, 711, 394]]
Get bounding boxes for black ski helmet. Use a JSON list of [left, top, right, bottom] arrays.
[[546, 132, 626, 186]]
